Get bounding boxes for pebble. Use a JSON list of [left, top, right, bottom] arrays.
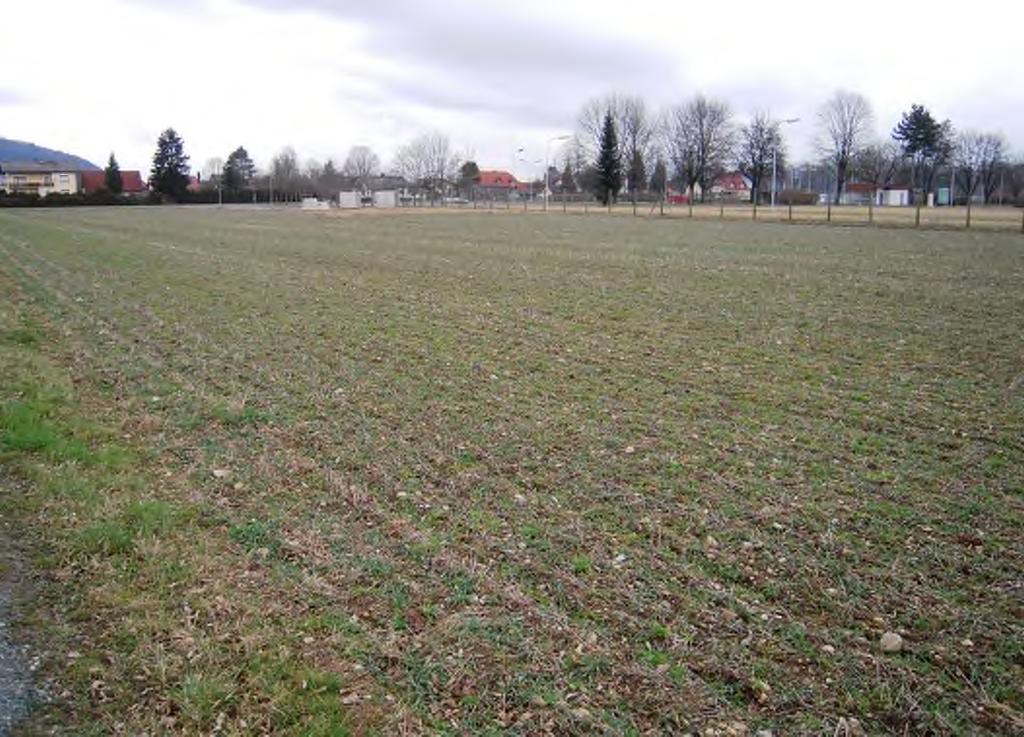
[[821, 644, 836, 655], [879, 631, 903, 653]]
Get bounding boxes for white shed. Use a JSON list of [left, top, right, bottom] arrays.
[[877, 189, 909, 207], [373, 190, 397, 208], [338, 191, 361, 209]]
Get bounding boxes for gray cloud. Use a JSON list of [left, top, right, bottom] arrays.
[[243, 0, 678, 125]]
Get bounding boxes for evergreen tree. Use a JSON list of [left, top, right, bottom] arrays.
[[104, 153, 123, 194], [560, 162, 576, 193], [149, 128, 190, 200], [627, 149, 646, 196], [892, 104, 953, 198], [594, 111, 621, 205], [650, 159, 668, 196], [222, 146, 255, 192]]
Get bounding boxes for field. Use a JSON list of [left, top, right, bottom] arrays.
[[1, 207, 1022, 735]]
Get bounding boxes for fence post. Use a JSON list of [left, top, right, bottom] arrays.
[[1021, 209, 1024, 234], [720, 203, 724, 219], [608, 198, 612, 215], [506, 197, 510, 210], [788, 203, 793, 223], [660, 197, 664, 217], [966, 203, 972, 229], [868, 200, 873, 225], [827, 202, 832, 222], [688, 200, 693, 218], [633, 198, 637, 217], [563, 193, 567, 213], [915, 205, 921, 228], [753, 202, 758, 221], [584, 200, 588, 215]]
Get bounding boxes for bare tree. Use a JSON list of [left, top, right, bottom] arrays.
[[576, 94, 622, 161], [342, 145, 381, 190], [978, 133, 1007, 204], [853, 141, 901, 192], [619, 96, 655, 199], [271, 146, 299, 199], [735, 112, 782, 203], [393, 133, 461, 201], [955, 131, 1006, 203], [817, 90, 873, 204], [667, 94, 734, 202]]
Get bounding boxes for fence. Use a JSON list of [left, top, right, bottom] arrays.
[[395, 197, 1024, 234]]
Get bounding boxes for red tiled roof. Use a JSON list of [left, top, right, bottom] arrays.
[[477, 170, 519, 187], [845, 182, 875, 194], [80, 170, 148, 194], [714, 173, 749, 190]]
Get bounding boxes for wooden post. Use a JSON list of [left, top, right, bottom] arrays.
[[720, 203, 724, 219], [584, 200, 588, 215], [915, 205, 921, 228], [1021, 209, 1024, 234], [788, 203, 793, 223], [966, 203, 972, 229], [506, 197, 510, 210], [608, 198, 612, 215], [868, 200, 873, 225], [660, 197, 664, 217], [563, 193, 567, 213], [633, 197, 637, 217], [827, 202, 832, 222], [688, 200, 693, 218], [753, 202, 758, 221]]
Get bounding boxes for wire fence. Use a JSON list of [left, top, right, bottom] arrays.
[[390, 196, 1024, 234]]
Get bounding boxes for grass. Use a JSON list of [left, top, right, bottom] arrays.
[[0, 206, 1022, 734]]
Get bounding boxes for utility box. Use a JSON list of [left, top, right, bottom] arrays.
[[373, 190, 397, 208], [338, 191, 360, 209]]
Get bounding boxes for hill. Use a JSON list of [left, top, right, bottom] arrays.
[[0, 137, 99, 170]]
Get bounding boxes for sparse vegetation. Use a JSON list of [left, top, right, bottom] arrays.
[[1, 206, 1021, 734]]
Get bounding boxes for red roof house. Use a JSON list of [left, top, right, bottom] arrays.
[[476, 170, 519, 188], [80, 170, 148, 195]]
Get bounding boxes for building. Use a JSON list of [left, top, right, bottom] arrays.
[[709, 173, 750, 202], [473, 170, 534, 199], [0, 161, 81, 196], [80, 170, 148, 196]]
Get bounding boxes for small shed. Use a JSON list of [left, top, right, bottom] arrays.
[[877, 189, 909, 207], [373, 190, 397, 208], [338, 191, 360, 209]]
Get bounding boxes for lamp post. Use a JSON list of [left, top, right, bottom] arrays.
[[544, 135, 570, 211], [771, 117, 801, 208], [516, 150, 542, 204]]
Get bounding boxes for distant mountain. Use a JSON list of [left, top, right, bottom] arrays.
[[0, 137, 99, 170]]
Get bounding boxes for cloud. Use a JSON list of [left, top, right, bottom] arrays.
[[0, 88, 29, 107]]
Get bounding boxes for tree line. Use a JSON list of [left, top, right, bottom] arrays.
[[138, 89, 1020, 206], [568, 91, 1016, 206]]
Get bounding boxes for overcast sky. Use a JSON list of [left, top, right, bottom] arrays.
[[2, 0, 1021, 179]]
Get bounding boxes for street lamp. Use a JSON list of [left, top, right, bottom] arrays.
[[516, 154, 542, 201], [544, 135, 570, 211], [771, 117, 800, 207]]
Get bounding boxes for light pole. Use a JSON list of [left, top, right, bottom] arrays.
[[544, 135, 570, 211], [516, 150, 542, 203], [771, 117, 800, 207]]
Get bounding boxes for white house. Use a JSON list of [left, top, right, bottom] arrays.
[[0, 161, 81, 196]]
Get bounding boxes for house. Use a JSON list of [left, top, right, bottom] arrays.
[[473, 170, 534, 199], [709, 173, 750, 201], [839, 181, 875, 206], [80, 170, 148, 196], [0, 161, 81, 196]]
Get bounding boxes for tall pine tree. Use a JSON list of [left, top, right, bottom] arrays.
[[222, 146, 255, 192], [104, 153, 123, 194], [594, 112, 621, 205], [149, 128, 190, 200], [892, 105, 952, 199]]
